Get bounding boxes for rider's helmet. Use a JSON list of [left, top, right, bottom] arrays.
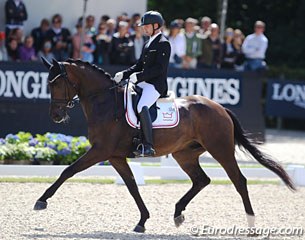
[[138, 11, 164, 30]]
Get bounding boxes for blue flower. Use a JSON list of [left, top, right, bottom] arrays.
[[5, 134, 19, 140], [5, 134, 19, 143], [29, 138, 38, 146], [79, 136, 87, 142], [57, 147, 72, 156], [0, 138, 5, 145], [46, 143, 57, 150]]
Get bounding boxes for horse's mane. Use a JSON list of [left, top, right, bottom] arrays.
[[66, 59, 112, 80]]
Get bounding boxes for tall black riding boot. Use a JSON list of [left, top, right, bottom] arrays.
[[133, 106, 156, 157]]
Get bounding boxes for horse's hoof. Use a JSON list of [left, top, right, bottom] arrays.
[[34, 200, 47, 210], [133, 224, 145, 233], [174, 214, 185, 227]]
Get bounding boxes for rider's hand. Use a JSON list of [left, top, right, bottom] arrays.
[[113, 72, 123, 83], [130, 73, 138, 84]]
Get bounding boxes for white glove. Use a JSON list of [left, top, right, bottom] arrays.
[[113, 72, 123, 83], [129, 73, 138, 84]]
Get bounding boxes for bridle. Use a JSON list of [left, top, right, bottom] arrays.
[[49, 60, 123, 121], [49, 62, 79, 109]]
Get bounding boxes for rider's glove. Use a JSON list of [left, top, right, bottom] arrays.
[[113, 72, 123, 83], [130, 73, 138, 84]]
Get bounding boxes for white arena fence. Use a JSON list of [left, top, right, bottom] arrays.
[[0, 156, 304, 187]]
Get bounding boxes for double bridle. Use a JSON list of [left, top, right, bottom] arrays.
[[49, 62, 79, 109]]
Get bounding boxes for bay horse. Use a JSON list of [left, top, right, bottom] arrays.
[[34, 58, 295, 233]]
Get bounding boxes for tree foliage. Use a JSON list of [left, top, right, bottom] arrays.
[[148, 0, 305, 68]]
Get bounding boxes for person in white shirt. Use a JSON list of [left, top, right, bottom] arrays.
[[242, 21, 268, 71], [168, 20, 186, 68]]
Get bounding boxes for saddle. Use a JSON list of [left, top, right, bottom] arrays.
[[124, 83, 179, 129]]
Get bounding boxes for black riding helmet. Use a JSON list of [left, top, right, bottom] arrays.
[[138, 11, 164, 34]]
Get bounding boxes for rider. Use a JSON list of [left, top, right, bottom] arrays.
[[113, 11, 171, 157]]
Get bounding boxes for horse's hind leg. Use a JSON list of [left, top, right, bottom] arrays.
[[172, 148, 211, 227], [34, 146, 105, 210], [109, 158, 149, 233], [209, 146, 255, 228]]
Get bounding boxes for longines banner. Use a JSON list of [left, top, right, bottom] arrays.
[[266, 79, 305, 119], [1, 61, 265, 140], [0, 61, 241, 106]]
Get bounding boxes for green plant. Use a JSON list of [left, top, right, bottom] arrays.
[[0, 143, 34, 161], [34, 147, 57, 162], [0, 132, 92, 165]]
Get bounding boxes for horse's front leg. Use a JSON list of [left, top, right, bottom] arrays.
[[109, 158, 150, 233], [34, 145, 107, 210]]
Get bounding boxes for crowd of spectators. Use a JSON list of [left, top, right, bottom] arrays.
[[0, 0, 268, 71]]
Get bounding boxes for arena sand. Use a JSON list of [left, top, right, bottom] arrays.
[[0, 182, 304, 240]]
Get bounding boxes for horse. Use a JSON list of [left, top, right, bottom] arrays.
[[34, 57, 295, 233]]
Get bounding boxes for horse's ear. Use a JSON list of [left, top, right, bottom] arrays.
[[41, 57, 52, 70], [52, 58, 60, 69]]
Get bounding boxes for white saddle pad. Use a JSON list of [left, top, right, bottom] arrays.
[[124, 84, 180, 129]]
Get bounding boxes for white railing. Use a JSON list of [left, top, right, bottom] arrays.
[[0, 156, 304, 186]]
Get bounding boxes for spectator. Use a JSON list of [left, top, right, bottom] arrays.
[[72, 22, 96, 63], [0, 32, 8, 61], [72, 23, 82, 59], [7, 37, 20, 61], [93, 22, 112, 65], [85, 15, 96, 37], [46, 14, 71, 61], [31, 18, 50, 54], [4, 0, 27, 41], [110, 21, 134, 65], [199, 16, 211, 39], [106, 19, 116, 37], [116, 12, 129, 26], [242, 20, 268, 71], [8, 27, 23, 46], [198, 23, 222, 69], [37, 40, 55, 62], [129, 13, 141, 35], [184, 17, 202, 69], [221, 28, 237, 69], [81, 36, 96, 63], [233, 29, 245, 70], [130, 20, 148, 62], [100, 15, 110, 24], [168, 20, 186, 68], [19, 35, 37, 61]]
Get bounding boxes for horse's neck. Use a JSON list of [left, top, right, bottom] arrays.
[[67, 64, 116, 122], [78, 84, 124, 124], [78, 77, 113, 99]]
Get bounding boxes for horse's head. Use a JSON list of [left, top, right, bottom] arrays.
[[42, 57, 78, 123]]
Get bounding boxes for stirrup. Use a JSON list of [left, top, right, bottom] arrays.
[[134, 143, 145, 157], [133, 143, 155, 157]]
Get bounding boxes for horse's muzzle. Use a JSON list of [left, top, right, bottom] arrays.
[[50, 105, 69, 123]]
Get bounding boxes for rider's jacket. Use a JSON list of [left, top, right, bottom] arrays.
[[122, 33, 171, 97]]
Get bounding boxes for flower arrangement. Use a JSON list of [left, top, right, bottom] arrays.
[[0, 132, 91, 165]]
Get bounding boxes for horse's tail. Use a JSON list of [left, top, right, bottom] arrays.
[[225, 108, 296, 191]]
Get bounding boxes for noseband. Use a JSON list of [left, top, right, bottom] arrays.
[[49, 62, 79, 109]]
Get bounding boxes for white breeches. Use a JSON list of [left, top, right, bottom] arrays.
[[137, 82, 160, 113]]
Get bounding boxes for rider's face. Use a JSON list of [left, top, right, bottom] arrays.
[[142, 24, 153, 36]]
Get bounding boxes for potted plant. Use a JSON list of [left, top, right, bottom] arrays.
[[33, 147, 57, 165], [1, 143, 34, 164]]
